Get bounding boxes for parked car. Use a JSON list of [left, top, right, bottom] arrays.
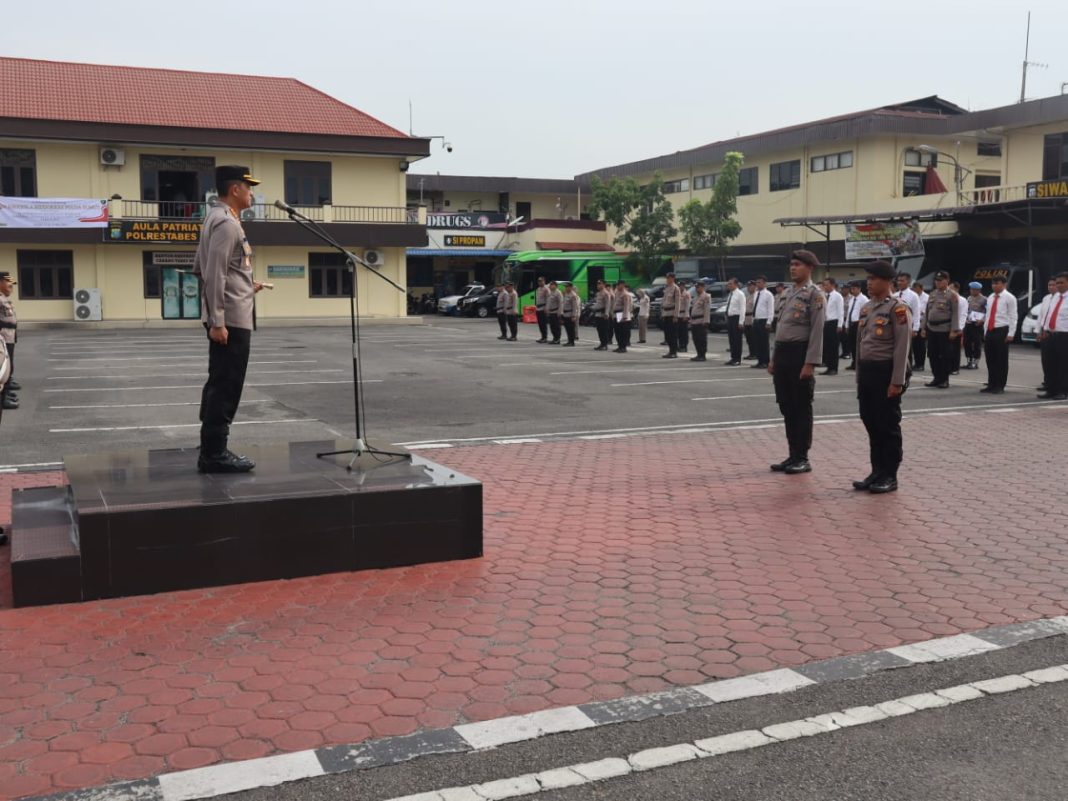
[[437, 284, 485, 315], [1020, 302, 1042, 346], [459, 287, 501, 318]]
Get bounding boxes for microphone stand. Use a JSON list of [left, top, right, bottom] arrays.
[[276, 203, 411, 469]]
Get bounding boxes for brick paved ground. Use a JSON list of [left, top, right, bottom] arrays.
[[1, 407, 1067, 799]]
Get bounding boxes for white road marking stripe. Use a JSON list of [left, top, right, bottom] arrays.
[[887, 634, 1001, 663], [0, 461, 64, 471], [47, 353, 290, 362], [929, 411, 965, 416], [50, 400, 276, 410], [552, 365, 736, 376], [611, 377, 771, 387], [158, 750, 324, 801], [381, 665, 1068, 801], [692, 389, 853, 401], [491, 438, 543, 445], [404, 443, 454, 450], [456, 707, 596, 750], [50, 419, 320, 433], [52, 360, 317, 370], [44, 380, 376, 393], [985, 407, 1019, 413], [47, 369, 342, 381]]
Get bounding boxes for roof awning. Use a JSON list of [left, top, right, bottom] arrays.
[[406, 248, 514, 257], [774, 206, 976, 226], [536, 241, 615, 252]]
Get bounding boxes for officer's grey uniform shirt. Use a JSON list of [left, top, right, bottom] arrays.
[[772, 281, 826, 364], [561, 292, 580, 319], [678, 290, 691, 321], [591, 289, 607, 316], [613, 290, 633, 321], [546, 289, 563, 314], [726, 288, 746, 317], [495, 291, 507, 313], [967, 293, 988, 324], [661, 284, 680, 320], [506, 289, 519, 314], [0, 293, 16, 345], [922, 288, 960, 334], [856, 296, 912, 387], [744, 290, 756, 322], [535, 285, 549, 309], [690, 292, 711, 325], [194, 202, 254, 330], [753, 288, 775, 321]]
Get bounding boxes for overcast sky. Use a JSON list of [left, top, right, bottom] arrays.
[[4, 0, 1067, 179]]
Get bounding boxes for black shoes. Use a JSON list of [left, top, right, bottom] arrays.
[[1038, 392, 1068, 400], [853, 473, 879, 491], [613, 347, 627, 353], [197, 450, 255, 474], [594, 345, 607, 351], [550, 339, 561, 345], [845, 364, 856, 371], [690, 356, 706, 362], [2, 396, 17, 410], [751, 363, 769, 369], [7, 380, 20, 391], [536, 338, 547, 343], [980, 386, 1004, 394], [725, 360, 741, 366], [497, 335, 508, 340], [819, 369, 838, 376], [662, 353, 677, 359], [784, 459, 812, 474], [770, 458, 794, 472], [508, 337, 517, 341], [924, 380, 948, 388], [869, 476, 898, 494]]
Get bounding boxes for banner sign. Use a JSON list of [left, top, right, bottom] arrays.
[[151, 252, 194, 266], [426, 212, 509, 229], [443, 235, 486, 247], [267, 265, 306, 278], [107, 219, 201, 243], [844, 220, 924, 260], [1026, 179, 1068, 199], [0, 197, 109, 228]]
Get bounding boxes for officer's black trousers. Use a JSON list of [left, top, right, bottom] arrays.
[[822, 321, 839, 370], [857, 360, 903, 479], [596, 317, 610, 347], [951, 333, 963, 372], [691, 324, 708, 359], [677, 319, 689, 351], [0, 342, 13, 406], [506, 314, 518, 338], [613, 319, 630, 350], [839, 325, 852, 359], [912, 332, 927, 369], [727, 315, 743, 361], [752, 319, 770, 364], [497, 312, 508, 337], [927, 330, 951, 384], [984, 326, 1010, 390], [199, 326, 251, 456], [743, 322, 754, 357], [964, 324, 983, 361], [563, 318, 577, 345], [1049, 332, 1068, 395], [1040, 334, 1054, 389], [549, 314, 562, 342], [848, 323, 860, 360], [772, 341, 814, 461], [662, 316, 678, 355], [536, 309, 548, 340]]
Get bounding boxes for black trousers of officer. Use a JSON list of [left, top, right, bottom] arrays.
[[743, 321, 754, 357], [983, 326, 1010, 390], [497, 311, 508, 337], [847, 323, 860, 361], [1040, 334, 1054, 389], [927, 330, 951, 384], [563, 317, 577, 345], [614, 319, 630, 350], [727, 315, 743, 362], [752, 320, 770, 364], [0, 342, 13, 407], [549, 313, 562, 342], [691, 322, 708, 359], [677, 318, 689, 351], [199, 326, 251, 456], [772, 341, 815, 461], [662, 315, 678, 354], [964, 323, 983, 361], [839, 325, 852, 360], [912, 332, 927, 369], [822, 321, 839, 371], [857, 360, 903, 479], [1048, 332, 1068, 395], [596, 316, 611, 348], [506, 313, 518, 339], [536, 308, 548, 340]]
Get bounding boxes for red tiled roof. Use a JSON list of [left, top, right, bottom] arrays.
[[0, 57, 408, 139]]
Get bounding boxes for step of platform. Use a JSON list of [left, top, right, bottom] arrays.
[[11, 486, 82, 607]]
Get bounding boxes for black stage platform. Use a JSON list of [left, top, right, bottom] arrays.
[[10, 441, 482, 607]]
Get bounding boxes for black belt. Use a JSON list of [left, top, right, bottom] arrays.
[[0, 322, 15, 330]]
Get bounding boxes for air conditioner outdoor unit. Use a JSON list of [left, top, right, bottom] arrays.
[[73, 288, 102, 321], [99, 147, 125, 166], [204, 190, 219, 205], [364, 249, 385, 268], [240, 193, 266, 222]]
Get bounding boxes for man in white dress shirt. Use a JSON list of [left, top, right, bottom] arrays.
[[911, 281, 929, 372], [894, 272, 923, 368], [724, 277, 747, 365], [820, 278, 843, 375], [980, 275, 1017, 394], [751, 276, 775, 368], [1035, 278, 1058, 393], [1037, 272, 1068, 400], [843, 281, 868, 370]]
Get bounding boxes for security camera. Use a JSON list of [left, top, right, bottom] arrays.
[[445, 142, 453, 153], [399, 160, 410, 173]]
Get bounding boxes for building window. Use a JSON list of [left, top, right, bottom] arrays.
[[309, 252, 352, 298], [977, 141, 1002, 157], [1042, 132, 1068, 180], [516, 201, 532, 221], [904, 148, 937, 168], [663, 178, 690, 194], [17, 250, 73, 299], [284, 161, 332, 206], [769, 160, 801, 191], [738, 167, 758, 196], [693, 173, 718, 190], [0, 149, 37, 197], [810, 151, 853, 173], [903, 171, 926, 197]]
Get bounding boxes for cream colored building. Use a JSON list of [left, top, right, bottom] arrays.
[[0, 57, 429, 325]]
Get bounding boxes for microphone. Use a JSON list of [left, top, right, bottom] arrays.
[[274, 199, 296, 214]]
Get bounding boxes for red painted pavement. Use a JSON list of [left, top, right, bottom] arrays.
[[1, 409, 1067, 799]]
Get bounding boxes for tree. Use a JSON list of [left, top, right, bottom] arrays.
[[677, 151, 744, 280], [586, 173, 678, 282]]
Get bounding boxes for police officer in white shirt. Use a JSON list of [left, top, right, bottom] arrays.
[[981, 275, 1017, 394], [843, 281, 868, 369], [1038, 272, 1068, 400], [821, 277, 843, 375], [751, 276, 775, 368], [724, 277, 747, 365], [1036, 278, 1058, 393]]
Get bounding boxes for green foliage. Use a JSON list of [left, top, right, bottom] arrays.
[[587, 173, 678, 281], [677, 151, 744, 275]]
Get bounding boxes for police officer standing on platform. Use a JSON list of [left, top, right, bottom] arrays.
[[503, 282, 519, 341], [853, 261, 912, 494], [534, 277, 549, 343], [689, 281, 711, 362], [195, 166, 266, 474], [660, 273, 681, 358], [0, 271, 19, 411], [769, 250, 826, 475], [921, 270, 961, 389]]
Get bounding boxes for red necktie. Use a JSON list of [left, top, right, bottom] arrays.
[[1051, 295, 1064, 331], [987, 293, 999, 332]]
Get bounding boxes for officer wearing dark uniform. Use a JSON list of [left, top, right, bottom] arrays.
[[921, 270, 961, 389], [503, 282, 519, 340], [769, 250, 826, 474], [195, 166, 265, 473], [592, 279, 612, 351], [853, 261, 912, 494], [660, 273, 681, 358], [0, 271, 19, 411], [534, 278, 549, 342]]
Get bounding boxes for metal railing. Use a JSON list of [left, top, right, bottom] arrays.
[[112, 200, 418, 225], [963, 184, 1028, 206], [332, 205, 419, 224]]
